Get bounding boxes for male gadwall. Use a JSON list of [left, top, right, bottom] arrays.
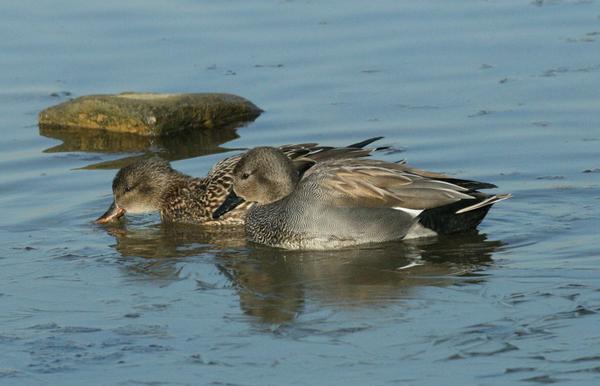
[[216, 147, 510, 249], [95, 138, 383, 225]]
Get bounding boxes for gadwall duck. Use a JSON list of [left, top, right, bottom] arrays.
[[216, 147, 510, 249], [95, 138, 384, 225]]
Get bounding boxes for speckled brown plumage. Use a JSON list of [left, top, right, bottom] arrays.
[[159, 158, 254, 225]]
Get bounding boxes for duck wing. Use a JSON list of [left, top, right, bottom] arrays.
[[208, 136, 383, 181], [280, 137, 383, 176], [303, 158, 480, 212]]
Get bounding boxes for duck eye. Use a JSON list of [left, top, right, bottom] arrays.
[[124, 185, 133, 193], [241, 172, 251, 180]]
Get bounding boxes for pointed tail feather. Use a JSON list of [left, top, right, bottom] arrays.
[[455, 193, 512, 214], [347, 136, 384, 148]]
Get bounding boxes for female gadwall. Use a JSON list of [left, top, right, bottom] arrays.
[[216, 147, 510, 249], [95, 138, 383, 225]]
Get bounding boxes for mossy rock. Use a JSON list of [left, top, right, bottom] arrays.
[[38, 92, 262, 136]]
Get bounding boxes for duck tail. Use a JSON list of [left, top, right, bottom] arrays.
[[347, 137, 383, 148], [455, 193, 512, 214]]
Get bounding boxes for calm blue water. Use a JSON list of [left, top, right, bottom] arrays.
[[1, 0, 600, 384]]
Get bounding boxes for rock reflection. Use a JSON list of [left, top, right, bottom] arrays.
[[40, 123, 243, 169], [101, 222, 502, 324]]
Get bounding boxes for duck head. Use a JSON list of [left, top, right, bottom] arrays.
[[96, 157, 174, 223], [213, 147, 299, 219], [233, 147, 299, 204]]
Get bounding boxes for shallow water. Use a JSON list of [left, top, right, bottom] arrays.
[[1, 0, 600, 384]]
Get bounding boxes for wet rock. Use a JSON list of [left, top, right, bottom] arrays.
[[38, 92, 262, 136]]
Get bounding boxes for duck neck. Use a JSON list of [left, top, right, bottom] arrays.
[[265, 173, 298, 204], [159, 171, 206, 201]]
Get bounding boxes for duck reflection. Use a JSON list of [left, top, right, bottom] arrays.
[[219, 233, 502, 323], [102, 220, 246, 259], [101, 222, 502, 324], [100, 220, 246, 280], [40, 123, 243, 169]]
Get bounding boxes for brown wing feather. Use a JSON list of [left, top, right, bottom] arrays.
[[305, 159, 476, 210]]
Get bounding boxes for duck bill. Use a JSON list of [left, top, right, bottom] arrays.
[[212, 191, 244, 220], [95, 201, 126, 224]]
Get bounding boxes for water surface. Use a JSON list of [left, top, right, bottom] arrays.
[[1, 0, 600, 384]]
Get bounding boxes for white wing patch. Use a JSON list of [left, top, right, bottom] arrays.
[[393, 207, 424, 218]]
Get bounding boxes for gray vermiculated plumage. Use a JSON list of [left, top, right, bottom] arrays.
[[231, 147, 510, 249], [244, 179, 417, 249]]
